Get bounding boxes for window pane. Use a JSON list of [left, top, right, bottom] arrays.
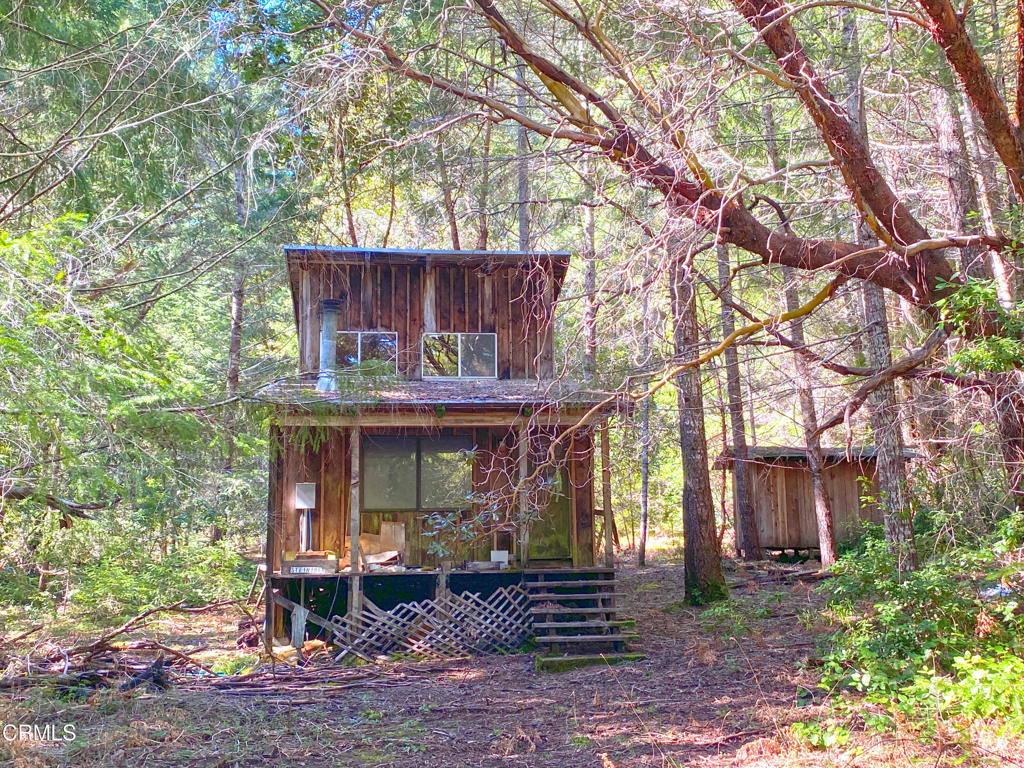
[[460, 333, 497, 377], [420, 437, 473, 509], [363, 437, 417, 510], [360, 332, 398, 375], [337, 332, 359, 368], [422, 333, 458, 377]]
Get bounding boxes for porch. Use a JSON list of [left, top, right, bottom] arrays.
[[269, 566, 630, 662]]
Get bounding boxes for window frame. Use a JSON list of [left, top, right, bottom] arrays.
[[421, 332, 498, 379], [361, 435, 475, 513], [336, 330, 399, 375]]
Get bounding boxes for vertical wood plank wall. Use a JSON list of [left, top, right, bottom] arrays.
[[747, 460, 884, 549], [290, 260, 556, 380], [270, 424, 596, 569]]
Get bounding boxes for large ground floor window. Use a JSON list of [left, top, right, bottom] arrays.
[[360, 434, 477, 567], [362, 435, 474, 513]]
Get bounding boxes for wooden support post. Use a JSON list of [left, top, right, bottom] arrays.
[[264, 424, 282, 648], [601, 420, 614, 568], [348, 421, 362, 626], [518, 422, 529, 566], [290, 603, 310, 650]]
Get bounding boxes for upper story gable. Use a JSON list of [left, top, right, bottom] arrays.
[[285, 246, 570, 381]]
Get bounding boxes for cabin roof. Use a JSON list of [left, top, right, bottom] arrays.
[[253, 377, 621, 412], [713, 445, 921, 469], [284, 245, 570, 287], [284, 244, 570, 264]]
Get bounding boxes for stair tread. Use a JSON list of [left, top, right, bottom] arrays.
[[536, 633, 632, 643], [525, 579, 617, 588], [529, 606, 616, 614], [528, 592, 623, 601], [534, 620, 613, 630], [524, 567, 614, 574]]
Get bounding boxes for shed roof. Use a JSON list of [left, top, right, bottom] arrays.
[[252, 376, 621, 413], [713, 445, 920, 469]]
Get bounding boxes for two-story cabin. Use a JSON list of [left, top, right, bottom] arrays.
[[258, 246, 627, 663]]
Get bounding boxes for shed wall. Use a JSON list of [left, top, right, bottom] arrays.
[[747, 459, 883, 549]]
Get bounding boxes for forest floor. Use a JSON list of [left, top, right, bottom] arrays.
[[2, 555, 1022, 768]]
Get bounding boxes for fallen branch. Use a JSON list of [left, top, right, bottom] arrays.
[[51, 598, 240, 662], [0, 480, 119, 519], [118, 640, 214, 674], [1, 625, 42, 646]]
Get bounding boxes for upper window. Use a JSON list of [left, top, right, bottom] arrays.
[[337, 331, 398, 376], [422, 332, 497, 378]]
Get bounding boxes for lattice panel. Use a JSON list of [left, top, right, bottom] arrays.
[[329, 585, 531, 661]]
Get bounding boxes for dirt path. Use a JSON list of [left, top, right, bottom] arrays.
[[0, 562, 989, 767]]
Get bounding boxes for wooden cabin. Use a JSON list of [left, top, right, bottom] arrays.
[[257, 246, 625, 661], [714, 446, 909, 551]]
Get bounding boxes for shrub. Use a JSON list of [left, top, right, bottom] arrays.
[[69, 544, 254, 624], [819, 519, 1024, 737]]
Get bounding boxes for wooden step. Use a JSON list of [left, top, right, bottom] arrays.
[[536, 633, 632, 644], [524, 579, 616, 588], [524, 567, 614, 574], [533, 620, 614, 631], [535, 652, 644, 672], [529, 606, 615, 615], [528, 592, 623, 601]]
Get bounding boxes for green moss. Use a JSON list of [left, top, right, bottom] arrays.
[[535, 653, 645, 673], [685, 578, 729, 606]]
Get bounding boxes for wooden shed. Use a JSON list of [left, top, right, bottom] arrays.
[[253, 246, 629, 664], [714, 446, 913, 551]]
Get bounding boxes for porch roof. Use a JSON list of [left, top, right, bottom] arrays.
[[252, 376, 623, 412]]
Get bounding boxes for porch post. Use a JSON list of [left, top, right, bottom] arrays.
[[264, 424, 282, 648], [348, 421, 362, 623], [601, 420, 614, 568], [518, 421, 529, 566]]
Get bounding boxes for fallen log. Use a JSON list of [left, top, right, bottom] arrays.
[[120, 655, 167, 691]]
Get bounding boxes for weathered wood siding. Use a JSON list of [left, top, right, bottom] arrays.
[[289, 259, 557, 379], [746, 459, 883, 549]]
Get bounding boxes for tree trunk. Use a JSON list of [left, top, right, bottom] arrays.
[[515, 62, 530, 251], [437, 142, 461, 250], [638, 294, 651, 567], [716, 244, 760, 560], [862, 282, 918, 571], [783, 267, 839, 567], [931, 84, 1024, 503], [840, 7, 917, 573], [639, 394, 649, 566], [761, 99, 835, 565], [477, 121, 491, 250], [337, 123, 359, 247], [995, 372, 1024, 504], [582, 193, 597, 381], [224, 267, 244, 471], [670, 239, 727, 604]]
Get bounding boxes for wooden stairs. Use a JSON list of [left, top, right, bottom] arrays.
[[524, 567, 643, 671]]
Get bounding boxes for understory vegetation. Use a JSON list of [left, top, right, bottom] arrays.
[[807, 512, 1024, 744]]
